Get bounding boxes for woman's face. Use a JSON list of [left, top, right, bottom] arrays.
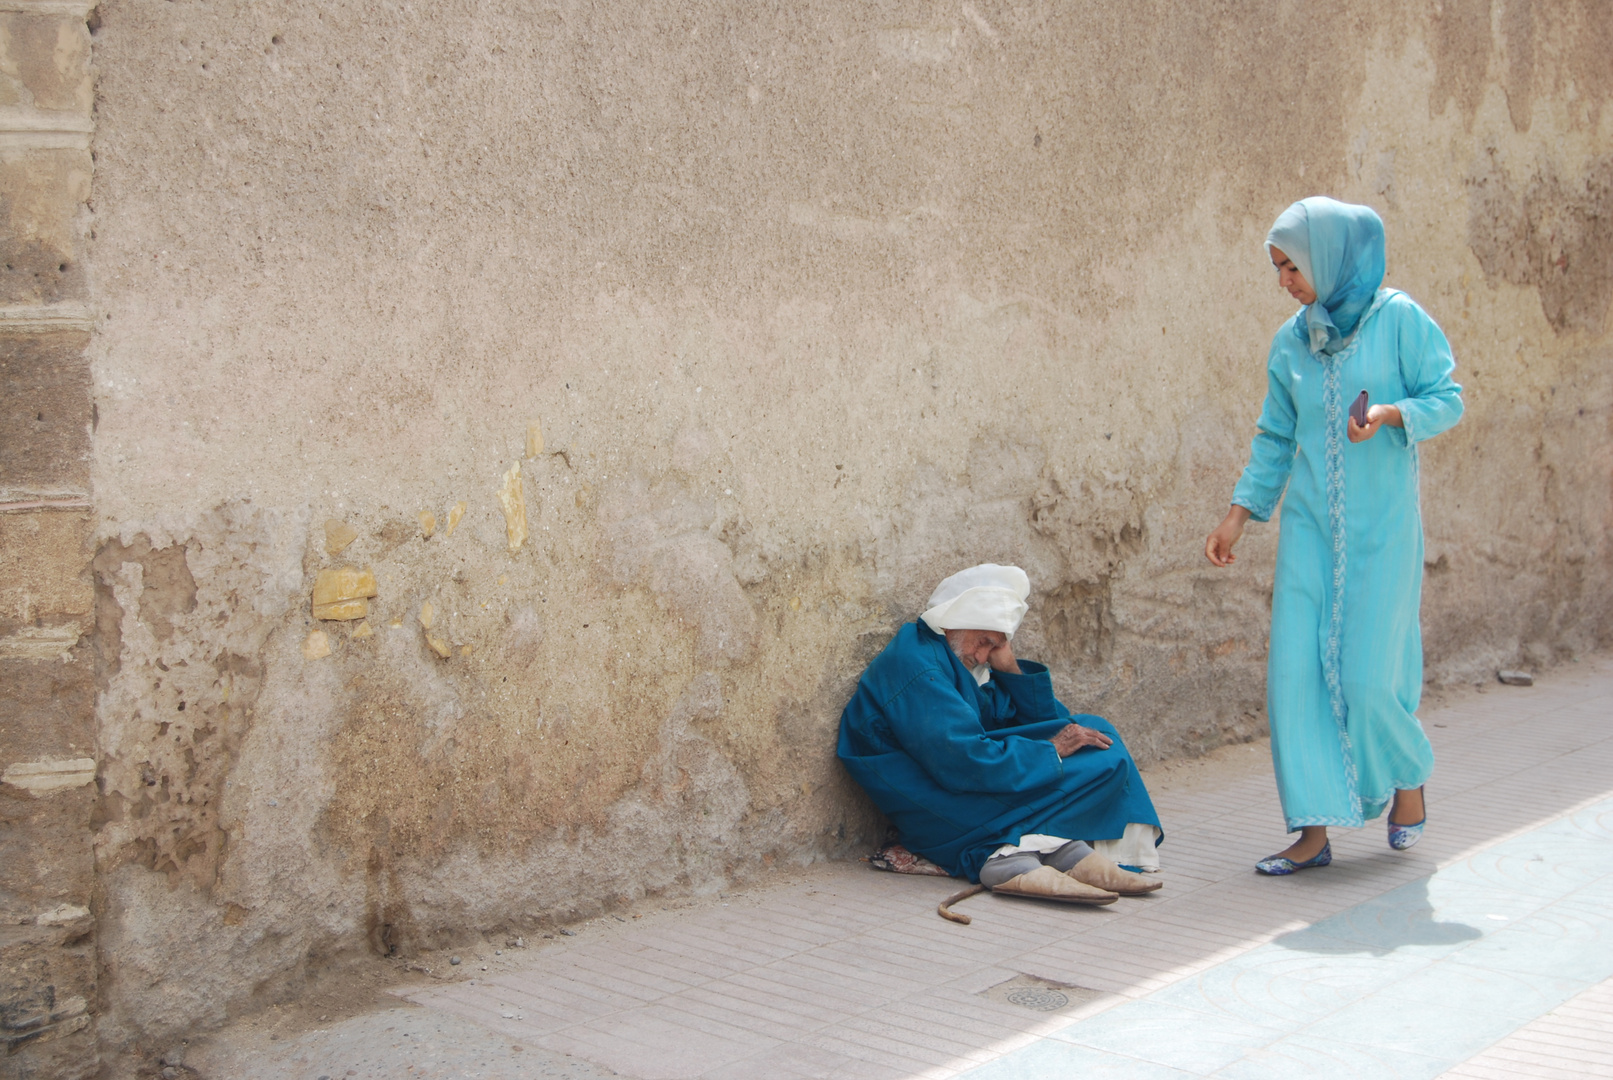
[[1269, 246, 1318, 305]]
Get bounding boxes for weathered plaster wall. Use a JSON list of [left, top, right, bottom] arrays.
[[70, 0, 1613, 1054]]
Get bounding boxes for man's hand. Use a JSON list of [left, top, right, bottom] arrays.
[[986, 638, 1021, 675], [1050, 723, 1112, 757]]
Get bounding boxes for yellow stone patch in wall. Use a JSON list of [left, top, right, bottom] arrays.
[[312, 565, 377, 620], [445, 501, 466, 536], [313, 598, 368, 620], [351, 620, 374, 640], [497, 461, 528, 551], [526, 420, 544, 458], [426, 633, 451, 658], [418, 601, 434, 629], [324, 519, 358, 555], [419, 510, 436, 538], [302, 629, 331, 660]]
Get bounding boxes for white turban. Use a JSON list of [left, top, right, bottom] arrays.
[[920, 564, 1031, 639]]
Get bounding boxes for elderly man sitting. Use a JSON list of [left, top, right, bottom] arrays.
[[838, 564, 1163, 905]]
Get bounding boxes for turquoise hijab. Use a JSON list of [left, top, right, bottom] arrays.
[[1265, 197, 1386, 356]]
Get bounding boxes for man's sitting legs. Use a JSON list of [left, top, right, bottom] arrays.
[[980, 836, 1161, 899]]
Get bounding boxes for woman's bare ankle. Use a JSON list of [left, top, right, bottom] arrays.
[[1390, 787, 1425, 825], [1279, 827, 1328, 861]]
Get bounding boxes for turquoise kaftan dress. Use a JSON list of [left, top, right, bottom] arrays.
[[1232, 198, 1464, 832]]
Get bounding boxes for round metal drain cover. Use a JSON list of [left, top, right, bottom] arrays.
[[1005, 986, 1068, 1011]]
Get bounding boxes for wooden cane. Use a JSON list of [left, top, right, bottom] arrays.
[[937, 883, 985, 924]]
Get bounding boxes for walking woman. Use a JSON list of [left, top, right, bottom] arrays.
[[1204, 197, 1463, 874]]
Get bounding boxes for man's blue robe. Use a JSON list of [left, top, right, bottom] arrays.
[[837, 621, 1162, 882]]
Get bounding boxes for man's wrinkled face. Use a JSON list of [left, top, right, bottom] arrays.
[[945, 628, 1007, 669]]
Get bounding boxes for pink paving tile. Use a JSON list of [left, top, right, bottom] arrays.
[[475, 969, 651, 1017], [801, 1026, 964, 1071], [663, 987, 829, 1040], [546, 951, 706, 997], [833, 1010, 1004, 1063], [720, 965, 898, 1011], [654, 920, 809, 961], [700, 1041, 878, 1080], [539, 1004, 779, 1080], [677, 977, 853, 1022]]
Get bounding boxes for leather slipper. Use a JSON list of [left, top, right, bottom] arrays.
[[990, 864, 1118, 905], [1068, 852, 1163, 896]]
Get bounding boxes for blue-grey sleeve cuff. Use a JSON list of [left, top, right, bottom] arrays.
[[993, 662, 1059, 719], [1232, 495, 1274, 524]]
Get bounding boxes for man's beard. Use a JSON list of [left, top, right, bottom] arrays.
[[948, 638, 992, 686]]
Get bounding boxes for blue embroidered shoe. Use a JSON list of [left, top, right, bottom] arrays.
[[1255, 841, 1332, 876], [1388, 789, 1426, 851]]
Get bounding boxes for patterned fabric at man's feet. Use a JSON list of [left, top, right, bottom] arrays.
[[868, 843, 952, 876], [1255, 841, 1333, 876]]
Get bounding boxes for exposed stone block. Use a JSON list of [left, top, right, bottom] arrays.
[[0, 653, 94, 764], [0, 924, 96, 1074], [0, 785, 94, 920], [0, 509, 91, 632], [0, 12, 94, 114], [0, 329, 91, 497], [0, 150, 91, 306]]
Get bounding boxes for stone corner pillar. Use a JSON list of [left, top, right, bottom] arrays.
[[0, 1, 100, 1076]]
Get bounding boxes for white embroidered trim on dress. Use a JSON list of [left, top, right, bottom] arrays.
[[1290, 288, 1394, 833]]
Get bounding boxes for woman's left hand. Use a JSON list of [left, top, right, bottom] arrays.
[[1348, 403, 1402, 443]]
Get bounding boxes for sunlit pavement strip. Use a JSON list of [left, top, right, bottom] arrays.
[[959, 795, 1613, 1079], [192, 658, 1613, 1079], [1441, 976, 1613, 1079]]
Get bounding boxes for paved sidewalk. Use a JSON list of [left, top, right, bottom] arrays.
[[189, 656, 1613, 1079]]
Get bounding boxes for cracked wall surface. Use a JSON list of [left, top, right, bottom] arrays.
[[25, 0, 1613, 1062]]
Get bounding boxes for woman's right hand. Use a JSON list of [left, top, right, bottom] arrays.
[[1204, 506, 1251, 567]]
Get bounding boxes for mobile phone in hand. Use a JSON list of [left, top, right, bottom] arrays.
[[1350, 390, 1369, 428]]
